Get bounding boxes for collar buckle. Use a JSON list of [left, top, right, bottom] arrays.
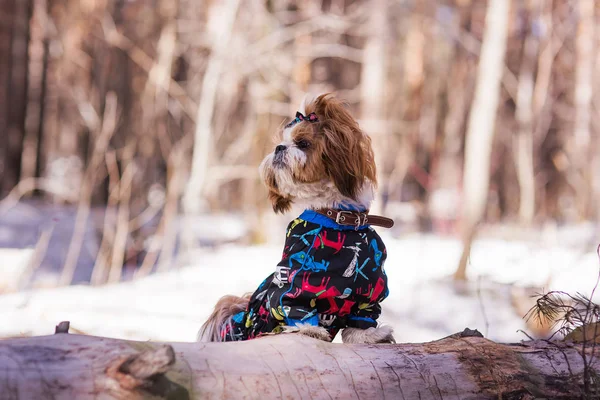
[[333, 210, 368, 230], [334, 210, 352, 225]]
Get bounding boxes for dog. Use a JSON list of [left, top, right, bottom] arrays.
[[198, 94, 395, 344]]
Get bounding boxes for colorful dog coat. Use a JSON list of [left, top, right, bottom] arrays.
[[220, 209, 389, 341]]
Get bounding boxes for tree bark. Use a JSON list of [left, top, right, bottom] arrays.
[[454, 0, 510, 281], [0, 0, 14, 192], [0, 331, 594, 399], [514, 0, 539, 226], [181, 0, 241, 254], [183, 0, 241, 217], [360, 0, 388, 214], [20, 0, 47, 185], [0, 0, 31, 195], [572, 0, 595, 218]]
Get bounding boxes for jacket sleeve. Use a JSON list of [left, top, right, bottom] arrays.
[[346, 303, 381, 329]]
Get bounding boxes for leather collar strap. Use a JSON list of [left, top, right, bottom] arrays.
[[314, 208, 395, 229]]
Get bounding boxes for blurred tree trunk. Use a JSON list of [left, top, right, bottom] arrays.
[[292, 30, 311, 110], [397, 3, 426, 216], [182, 0, 241, 252], [572, 0, 595, 219], [432, 5, 474, 234], [531, 0, 556, 220], [0, 0, 31, 194], [422, 7, 452, 231], [183, 0, 241, 216], [20, 0, 47, 185], [455, 0, 510, 281], [41, 0, 88, 202], [360, 0, 387, 214], [594, 4, 600, 223], [514, 0, 539, 225], [0, 0, 13, 189]]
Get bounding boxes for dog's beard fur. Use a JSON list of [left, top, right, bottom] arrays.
[[259, 94, 377, 214], [259, 154, 375, 212]]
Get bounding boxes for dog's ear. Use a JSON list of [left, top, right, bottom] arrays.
[[268, 190, 292, 214], [312, 94, 377, 200]]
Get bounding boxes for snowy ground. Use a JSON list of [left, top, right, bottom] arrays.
[[1, 223, 599, 344]]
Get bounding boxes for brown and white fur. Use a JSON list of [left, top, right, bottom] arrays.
[[198, 94, 394, 344]]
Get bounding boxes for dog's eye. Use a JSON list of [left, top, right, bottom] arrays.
[[296, 140, 310, 149]]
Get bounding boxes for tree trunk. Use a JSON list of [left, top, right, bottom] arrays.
[[572, 0, 595, 219], [20, 0, 47, 185], [454, 0, 510, 281], [594, 4, 600, 224], [514, 0, 539, 226], [0, 330, 594, 399], [181, 0, 241, 254], [0, 0, 14, 191], [182, 0, 241, 217], [0, 0, 31, 195], [360, 0, 387, 214]]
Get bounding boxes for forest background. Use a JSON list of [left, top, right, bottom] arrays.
[[0, 0, 598, 342]]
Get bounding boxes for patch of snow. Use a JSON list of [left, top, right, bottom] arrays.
[[0, 249, 34, 291], [0, 225, 598, 343], [185, 213, 249, 245]]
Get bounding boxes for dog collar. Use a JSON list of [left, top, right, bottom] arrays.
[[314, 208, 394, 230], [298, 210, 369, 231]]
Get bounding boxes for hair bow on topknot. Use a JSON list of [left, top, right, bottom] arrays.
[[285, 111, 319, 129]]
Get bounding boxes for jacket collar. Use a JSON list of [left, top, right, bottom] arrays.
[[298, 209, 370, 231]]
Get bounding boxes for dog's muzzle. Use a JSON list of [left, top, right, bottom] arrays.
[[273, 145, 287, 168]]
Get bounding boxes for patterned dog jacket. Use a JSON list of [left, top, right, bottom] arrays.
[[219, 209, 389, 341]]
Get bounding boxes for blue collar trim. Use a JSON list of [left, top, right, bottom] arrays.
[[298, 209, 370, 231], [334, 202, 366, 212]]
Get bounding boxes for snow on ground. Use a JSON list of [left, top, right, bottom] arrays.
[[0, 248, 34, 291], [1, 226, 599, 344]]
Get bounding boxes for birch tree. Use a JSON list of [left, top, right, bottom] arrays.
[[572, 0, 595, 218], [360, 0, 388, 214], [514, 0, 539, 225], [183, 0, 241, 218], [455, 0, 511, 280]]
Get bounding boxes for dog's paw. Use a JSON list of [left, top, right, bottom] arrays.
[[341, 325, 395, 344], [282, 323, 332, 342]]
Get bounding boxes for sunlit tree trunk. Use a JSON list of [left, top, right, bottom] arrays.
[[572, 0, 595, 219], [0, 333, 595, 399], [41, 0, 88, 203], [360, 0, 387, 214], [455, 0, 510, 281], [183, 0, 241, 216], [594, 5, 600, 223], [514, 0, 539, 225]]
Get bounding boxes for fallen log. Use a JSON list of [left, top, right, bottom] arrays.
[[0, 328, 594, 399]]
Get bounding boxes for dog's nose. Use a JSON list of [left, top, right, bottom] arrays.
[[275, 145, 287, 154]]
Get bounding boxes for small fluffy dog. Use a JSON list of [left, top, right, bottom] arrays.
[[198, 94, 395, 344]]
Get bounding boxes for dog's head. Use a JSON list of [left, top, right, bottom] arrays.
[[259, 94, 377, 213]]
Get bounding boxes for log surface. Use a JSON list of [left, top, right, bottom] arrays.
[[0, 333, 592, 399]]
